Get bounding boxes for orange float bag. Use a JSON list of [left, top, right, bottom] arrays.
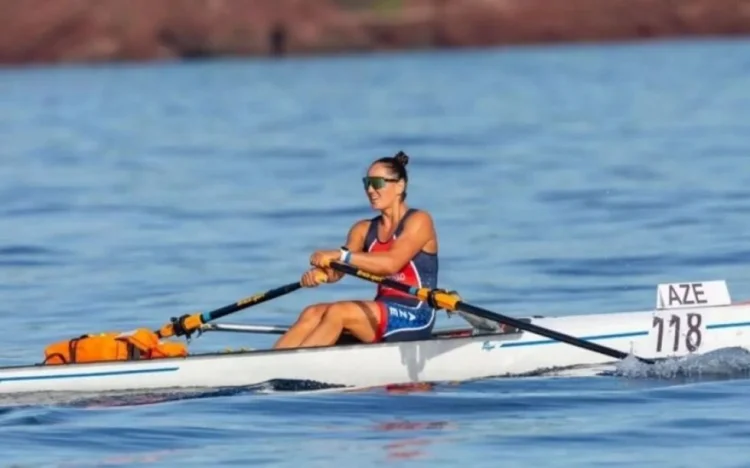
[[43, 328, 188, 365]]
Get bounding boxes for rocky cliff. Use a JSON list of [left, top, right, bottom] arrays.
[[1, 0, 749, 65]]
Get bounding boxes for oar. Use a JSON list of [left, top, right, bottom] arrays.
[[201, 323, 290, 334], [156, 281, 304, 339], [329, 262, 655, 365]]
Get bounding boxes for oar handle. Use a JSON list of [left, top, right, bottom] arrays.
[[329, 262, 459, 308], [157, 281, 304, 339], [329, 262, 654, 364]]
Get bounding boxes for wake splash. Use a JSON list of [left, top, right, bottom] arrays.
[[607, 347, 750, 381]]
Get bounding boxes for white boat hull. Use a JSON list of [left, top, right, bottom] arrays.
[[2, 300, 750, 395]]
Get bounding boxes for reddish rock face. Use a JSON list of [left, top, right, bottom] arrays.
[[0, 0, 749, 65]]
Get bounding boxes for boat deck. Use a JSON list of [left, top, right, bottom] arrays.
[[0, 320, 528, 372]]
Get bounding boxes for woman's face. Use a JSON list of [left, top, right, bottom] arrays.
[[362, 162, 403, 210]]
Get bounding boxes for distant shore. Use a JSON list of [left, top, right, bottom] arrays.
[[1, 0, 750, 66]]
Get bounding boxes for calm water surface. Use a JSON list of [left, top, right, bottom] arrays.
[[3, 39, 750, 467]]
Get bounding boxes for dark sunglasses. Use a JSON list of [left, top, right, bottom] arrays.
[[362, 176, 399, 190]]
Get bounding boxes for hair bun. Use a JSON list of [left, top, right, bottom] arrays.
[[394, 151, 409, 166]]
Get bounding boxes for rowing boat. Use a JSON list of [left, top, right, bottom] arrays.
[[0, 279, 747, 395]]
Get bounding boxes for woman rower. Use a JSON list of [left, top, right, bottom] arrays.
[[273, 151, 439, 348]]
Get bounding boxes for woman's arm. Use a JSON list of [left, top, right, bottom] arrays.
[[322, 219, 370, 283]]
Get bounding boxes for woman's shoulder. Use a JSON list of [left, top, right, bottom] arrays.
[[349, 217, 375, 236], [406, 208, 434, 223], [403, 208, 435, 232]]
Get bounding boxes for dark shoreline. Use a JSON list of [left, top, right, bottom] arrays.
[[1, 0, 749, 66]]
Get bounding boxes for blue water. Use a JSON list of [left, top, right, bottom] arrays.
[[4, 38, 750, 466]]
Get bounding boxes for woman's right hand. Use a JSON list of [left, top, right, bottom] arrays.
[[301, 268, 329, 287]]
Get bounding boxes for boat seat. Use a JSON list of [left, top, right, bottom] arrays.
[[334, 333, 364, 346]]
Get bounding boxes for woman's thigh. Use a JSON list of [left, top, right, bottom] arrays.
[[325, 300, 384, 343], [376, 300, 436, 342]]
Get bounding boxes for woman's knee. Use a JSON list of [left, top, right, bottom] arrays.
[[320, 306, 345, 326], [327, 301, 379, 328], [325, 302, 354, 317], [298, 303, 330, 323]]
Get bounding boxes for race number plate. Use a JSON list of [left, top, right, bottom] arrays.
[[655, 280, 731, 310], [647, 280, 730, 357], [648, 308, 706, 357]]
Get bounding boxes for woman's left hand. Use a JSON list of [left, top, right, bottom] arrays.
[[310, 250, 340, 268]]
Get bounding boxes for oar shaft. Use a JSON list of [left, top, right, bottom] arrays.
[[456, 301, 634, 361], [157, 281, 302, 339], [202, 282, 302, 323], [329, 262, 653, 364]]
